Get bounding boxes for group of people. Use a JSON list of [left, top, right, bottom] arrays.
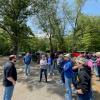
[[2, 52, 100, 100]]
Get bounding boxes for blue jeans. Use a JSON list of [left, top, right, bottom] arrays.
[[53, 59, 57, 69], [97, 66, 100, 78], [72, 72, 78, 89], [3, 86, 14, 100], [50, 65, 54, 75], [77, 91, 91, 100], [90, 90, 94, 100], [61, 70, 65, 83], [48, 64, 52, 74], [64, 76, 72, 100], [94, 65, 98, 77], [25, 64, 30, 76]]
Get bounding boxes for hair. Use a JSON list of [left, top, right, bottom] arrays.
[[9, 55, 16, 61]]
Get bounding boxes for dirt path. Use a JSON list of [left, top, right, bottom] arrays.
[[0, 57, 100, 100]]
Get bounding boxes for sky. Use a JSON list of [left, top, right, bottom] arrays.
[[27, 0, 100, 37], [82, 0, 100, 16]]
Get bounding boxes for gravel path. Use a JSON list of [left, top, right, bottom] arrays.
[[0, 57, 64, 100], [0, 57, 100, 100]]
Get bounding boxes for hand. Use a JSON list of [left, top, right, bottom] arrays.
[[13, 81, 16, 85], [77, 89, 83, 94]]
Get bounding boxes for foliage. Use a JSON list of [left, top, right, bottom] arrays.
[[0, 29, 12, 55], [0, 0, 100, 55], [0, 0, 33, 54], [65, 15, 100, 52], [31, 0, 66, 51]]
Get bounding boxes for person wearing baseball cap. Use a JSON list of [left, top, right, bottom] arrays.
[[3, 55, 17, 100], [63, 53, 73, 100]]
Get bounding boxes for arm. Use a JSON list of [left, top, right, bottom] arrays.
[[73, 65, 78, 70], [40, 60, 44, 66], [63, 62, 71, 71], [23, 56, 25, 63], [7, 77, 16, 85]]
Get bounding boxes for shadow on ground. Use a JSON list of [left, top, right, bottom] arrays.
[[17, 64, 65, 99], [0, 58, 100, 100], [93, 91, 100, 100]]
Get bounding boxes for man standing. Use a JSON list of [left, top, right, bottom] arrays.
[[23, 52, 32, 78], [63, 54, 73, 100], [3, 55, 17, 100]]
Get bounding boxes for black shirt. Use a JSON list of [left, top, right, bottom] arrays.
[[3, 61, 17, 87]]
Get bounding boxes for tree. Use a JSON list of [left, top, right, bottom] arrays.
[[80, 16, 100, 52], [32, 0, 66, 52], [62, 0, 86, 52], [0, 29, 11, 55], [65, 15, 100, 52], [0, 0, 33, 54]]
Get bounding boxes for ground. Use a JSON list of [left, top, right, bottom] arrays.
[[0, 57, 100, 100]]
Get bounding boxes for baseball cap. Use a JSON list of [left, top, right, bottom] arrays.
[[64, 54, 71, 58]]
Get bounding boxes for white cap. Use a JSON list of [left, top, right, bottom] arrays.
[[64, 54, 71, 58]]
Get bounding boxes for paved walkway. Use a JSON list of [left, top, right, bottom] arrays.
[[0, 57, 100, 100]]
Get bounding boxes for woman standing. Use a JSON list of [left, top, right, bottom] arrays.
[[39, 55, 48, 82]]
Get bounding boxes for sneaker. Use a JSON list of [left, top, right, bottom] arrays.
[[56, 81, 64, 86], [48, 73, 50, 76], [28, 73, 30, 76], [25, 76, 28, 79], [38, 80, 41, 82]]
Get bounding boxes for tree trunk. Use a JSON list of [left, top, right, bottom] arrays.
[[11, 38, 19, 55], [49, 33, 53, 53], [72, 29, 77, 52]]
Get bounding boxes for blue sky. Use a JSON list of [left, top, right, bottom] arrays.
[[82, 0, 100, 16], [27, 0, 100, 36]]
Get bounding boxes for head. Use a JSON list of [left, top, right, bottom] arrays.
[[59, 54, 63, 59], [41, 55, 46, 60], [26, 52, 30, 56], [93, 53, 96, 57], [72, 57, 77, 64], [76, 57, 87, 68], [64, 54, 70, 61], [9, 55, 16, 63], [48, 54, 50, 57]]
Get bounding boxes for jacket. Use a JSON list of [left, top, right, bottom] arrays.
[[63, 60, 73, 78], [23, 55, 32, 65], [77, 66, 91, 94]]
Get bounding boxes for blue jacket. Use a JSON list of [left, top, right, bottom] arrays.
[[47, 57, 52, 65], [63, 60, 73, 78], [23, 55, 32, 65]]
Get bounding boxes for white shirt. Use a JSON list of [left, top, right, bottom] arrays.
[[40, 59, 47, 69]]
